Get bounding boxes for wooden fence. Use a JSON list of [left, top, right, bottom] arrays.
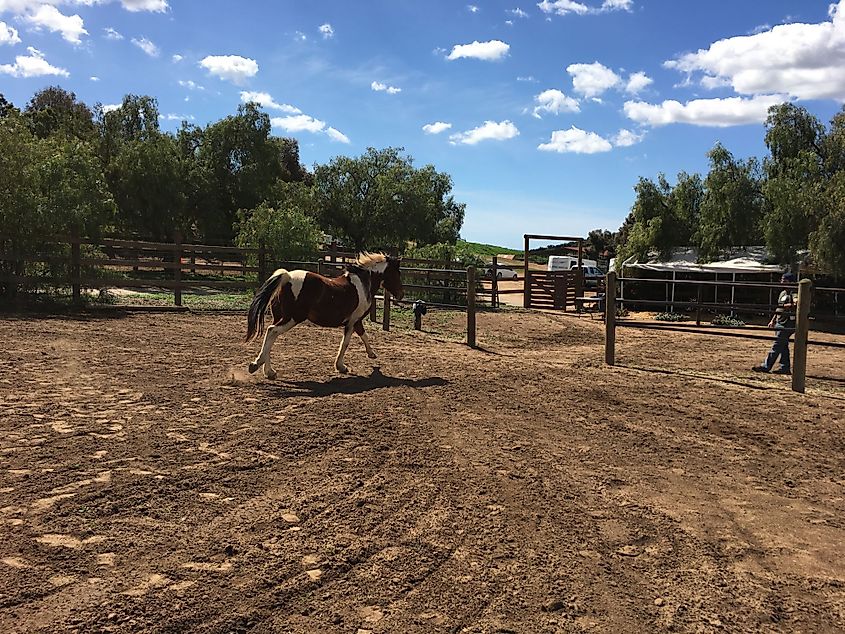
[[603, 272, 845, 394], [0, 236, 484, 346]]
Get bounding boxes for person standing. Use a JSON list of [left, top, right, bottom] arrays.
[[752, 272, 798, 375]]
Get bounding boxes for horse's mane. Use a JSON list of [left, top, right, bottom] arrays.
[[355, 252, 388, 268]]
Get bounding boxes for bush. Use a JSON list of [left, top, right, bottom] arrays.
[[235, 201, 322, 265], [711, 314, 745, 327], [654, 312, 688, 322]]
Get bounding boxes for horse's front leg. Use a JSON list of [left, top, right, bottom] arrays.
[[335, 323, 355, 374], [353, 319, 377, 359]]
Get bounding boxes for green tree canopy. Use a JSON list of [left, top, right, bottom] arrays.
[[698, 144, 763, 260], [313, 147, 465, 251]]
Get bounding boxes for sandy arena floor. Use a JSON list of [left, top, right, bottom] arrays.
[[1, 309, 843, 633]]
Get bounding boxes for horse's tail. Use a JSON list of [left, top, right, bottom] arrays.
[[245, 268, 290, 342]]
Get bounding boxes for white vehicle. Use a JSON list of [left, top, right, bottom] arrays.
[[547, 255, 598, 271], [485, 265, 518, 280]]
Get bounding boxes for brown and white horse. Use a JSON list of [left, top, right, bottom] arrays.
[[245, 253, 403, 377]]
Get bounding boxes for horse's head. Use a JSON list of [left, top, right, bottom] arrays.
[[383, 256, 404, 300]]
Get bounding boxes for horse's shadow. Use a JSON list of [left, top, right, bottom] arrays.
[[265, 366, 448, 398]]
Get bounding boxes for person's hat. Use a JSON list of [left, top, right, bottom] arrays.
[[781, 272, 797, 283]]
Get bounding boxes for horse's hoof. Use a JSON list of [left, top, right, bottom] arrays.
[[336, 364, 349, 374], [264, 369, 277, 380], [248, 362, 260, 374], [368, 352, 378, 359]]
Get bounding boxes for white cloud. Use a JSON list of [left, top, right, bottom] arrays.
[[538, 126, 612, 153], [294, 31, 306, 41], [25, 4, 87, 44], [89, 75, 99, 81], [623, 94, 786, 127], [0, 20, 20, 45], [159, 113, 194, 121], [537, 0, 589, 15], [171, 53, 183, 62], [319, 23, 334, 39], [326, 127, 350, 143], [517, 75, 537, 82], [664, 1, 845, 101], [422, 121, 452, 134], [239, 90, 300, 113], [624, 71, 652, 94], [0, 46, 68, 77], [447, 39, 510, 61], [612, 128, 644, 146], [567, 62, 621, 98], [120, 0, 168, 11], [532, 88, 580, 118], [103, 26, 123, 40], [199, 54, 258, 84], [271, 114, 349, 143], [178, 79, 204, 91], [468, 4, 479, 12], [510, 7, 529, 18], [449, 120, 519, 145], [601, 0, 632, 10], [537, 0, 632, 15], [371, 80, 401, 94], [102, 103, 121, 113], [131, 36, 159, 57]]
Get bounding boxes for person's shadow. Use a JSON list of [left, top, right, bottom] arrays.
[[265, 366, 448, 398]]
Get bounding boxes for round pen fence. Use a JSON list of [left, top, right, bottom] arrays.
[[1, 235, 485, 348], [603, 272, 845, 394]]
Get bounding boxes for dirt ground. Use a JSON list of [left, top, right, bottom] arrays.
[[1, 309, 844, 633]]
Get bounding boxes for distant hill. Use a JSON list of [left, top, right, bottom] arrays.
[[458, 240, 522, 258]]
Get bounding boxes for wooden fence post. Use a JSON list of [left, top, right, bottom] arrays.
[[174, 231, 183, 307], [605, 271, 617, 366], [70, 226, 81, 307], [467, 266, 477, 348], [370, 296, 378, 322], [383, 290, 391, 331], [523, 235, 530, 308], [792, 279, 812, 394], [695, 284, 703, 326], [491, 255, 499, 308]]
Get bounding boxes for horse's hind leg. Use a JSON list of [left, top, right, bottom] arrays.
[[335, 323, 355, 374], [353, 319, 377, 359], [249, 316, 296, 379]]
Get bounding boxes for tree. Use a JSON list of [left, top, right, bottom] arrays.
[[585, 229, 615, 260], [313, 147, 465, 251], [25, 86, 95, 141], [197, 103, 296, 241], [616, 173, 697, 263], [0, 93, 17, 118], [108, 133, 190, 240], [812, 170, 845, 278], [698, 144, 763, 260], [0, 111, 114, 296], [235, 200, 322, 263]]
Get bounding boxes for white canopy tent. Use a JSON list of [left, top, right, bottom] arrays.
[[619, 247, 788, 313]]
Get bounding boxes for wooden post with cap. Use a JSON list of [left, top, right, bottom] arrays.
[[605, 271, 617, 366], [791, 278, 812, 394]]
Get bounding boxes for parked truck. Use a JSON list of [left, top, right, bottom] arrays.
[[547, 255, 598, 271]]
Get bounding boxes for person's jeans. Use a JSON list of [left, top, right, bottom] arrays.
[[763, 325, 792, 370]]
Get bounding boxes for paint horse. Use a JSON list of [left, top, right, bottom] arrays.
[[245, 253, 404, 377]]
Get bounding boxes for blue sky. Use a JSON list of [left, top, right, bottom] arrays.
[[1, 1, 843, 249]]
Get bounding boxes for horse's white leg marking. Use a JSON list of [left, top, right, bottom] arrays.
[[288, 270, 307, 300], [358, 329, 377, 359], [335, 325, 355, 374], [253, 320, 296, 378]]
